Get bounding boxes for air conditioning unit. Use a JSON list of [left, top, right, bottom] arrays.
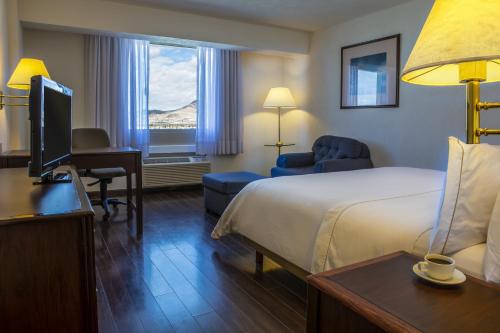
[[142, 156, 211, 189]]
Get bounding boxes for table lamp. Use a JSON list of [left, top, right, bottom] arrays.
[[401, 0, 500, 144], [0, 58, 51, 109], [263, 87, 296, 154]]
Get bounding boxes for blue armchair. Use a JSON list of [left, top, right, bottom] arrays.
[[271, 135, 373, 177]]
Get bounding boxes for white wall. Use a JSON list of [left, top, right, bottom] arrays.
[[0, 0, 23, 151], [25, 0, 497, 175], [210, 52, 314, 176], [23, 29, 86, 127], [0, 0, 8, 152], [23, 29, 315, 179], [10, 0, 310, 151], [309, 0, 500, 170], [17, 0, 310, 54]]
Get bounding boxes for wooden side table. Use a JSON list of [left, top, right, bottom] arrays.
[[307, 251, 500, 333]]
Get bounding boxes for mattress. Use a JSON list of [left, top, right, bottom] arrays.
[[212, 167, 446, 273]]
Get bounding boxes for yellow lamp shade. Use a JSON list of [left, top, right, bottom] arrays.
[[401, 0, 500, 86], [7, 58, 51, 90], [263, 87, 296, 108]]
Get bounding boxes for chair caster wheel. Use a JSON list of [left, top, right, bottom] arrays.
[[103, 213, 110, 221]]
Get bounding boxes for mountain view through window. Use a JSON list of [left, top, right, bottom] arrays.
[[148, 44, 197, 129]]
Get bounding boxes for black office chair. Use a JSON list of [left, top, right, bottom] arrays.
[[72, 128, 127, 221]]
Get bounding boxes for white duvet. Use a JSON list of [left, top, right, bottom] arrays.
[[212, 167, 445, 273]]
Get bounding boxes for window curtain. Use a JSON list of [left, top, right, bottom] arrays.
[[196, 48, 242, 155], [84, 35, 150, 156]]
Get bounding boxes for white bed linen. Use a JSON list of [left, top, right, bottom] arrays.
[[450, 243, 486, 279], [212, 167, 445, 273]]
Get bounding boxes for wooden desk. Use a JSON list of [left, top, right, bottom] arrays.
[[0, 147, 143, 238], [0, 149, 32, 168], [307, 251, 500, 333], [0, 168, 97, 333]]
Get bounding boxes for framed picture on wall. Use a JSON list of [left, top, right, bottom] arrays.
[[341, 34, 400, 109]]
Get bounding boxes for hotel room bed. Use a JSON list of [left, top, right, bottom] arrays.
[[212, 167, 487, 279]]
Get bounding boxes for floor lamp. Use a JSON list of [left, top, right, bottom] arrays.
[[263, 87, 297, 155], [401, 0, 500, 144]]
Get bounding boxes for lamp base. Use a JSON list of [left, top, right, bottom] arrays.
[[465, 81, 500, 144]]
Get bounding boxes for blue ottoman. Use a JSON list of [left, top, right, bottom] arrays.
[[203, 171, 266, 215]]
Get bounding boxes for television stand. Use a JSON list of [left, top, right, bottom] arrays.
[[0, 167, 97, 332], [33, 170, 73, 185]]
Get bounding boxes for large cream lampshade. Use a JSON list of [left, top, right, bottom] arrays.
[[402, 0, 500, 143], [401, 0, 500, 86]]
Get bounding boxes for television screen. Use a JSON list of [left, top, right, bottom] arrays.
[[43, 86, 72, 166], [29, 76, 73, 178]]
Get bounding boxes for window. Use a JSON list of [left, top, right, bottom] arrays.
[[148, 44, 197, 130]]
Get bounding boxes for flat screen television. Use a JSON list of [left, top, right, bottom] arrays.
[[28, 75, 73, 181]]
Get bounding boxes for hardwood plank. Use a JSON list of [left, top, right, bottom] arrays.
[[170, 225, 307, 313], [95, 190, 307, 333], [179, 211, 307, 305], [151, 245, 254, 332], [173, 238, 306, 332], [94, 231, 146, 333], [164, 248, 293, 333], [194, 311, 233, 333], [101, 222, 174, 298], [96, 270, 119, 333], [146, 196, 305, 330], [120, 238, 175, 297], [99, 233, 175, 333], [155, 292, 203, 333]]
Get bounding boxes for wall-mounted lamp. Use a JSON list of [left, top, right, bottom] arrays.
[[0, 58, 51, 110], [401, 0, 500, 144]]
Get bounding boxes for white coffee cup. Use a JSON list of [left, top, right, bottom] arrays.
[[418, 253, 456, 280]]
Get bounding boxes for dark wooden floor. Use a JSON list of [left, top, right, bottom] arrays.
[[94, 189, 307, 333]]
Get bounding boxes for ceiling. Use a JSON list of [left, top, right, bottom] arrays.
[[112, 0, 413, 32]]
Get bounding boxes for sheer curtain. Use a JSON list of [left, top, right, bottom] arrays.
[[84, 35, 150, 156], [196, 48, 242, 155]]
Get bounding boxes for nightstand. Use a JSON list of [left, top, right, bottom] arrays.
[[307, 251, 500, 333]]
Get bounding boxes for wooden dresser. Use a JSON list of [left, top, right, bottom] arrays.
[[0, 168, 97, 333]]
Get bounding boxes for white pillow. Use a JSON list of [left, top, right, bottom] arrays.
[[430, 137, 500, 254], [485, 192, 500, 283]]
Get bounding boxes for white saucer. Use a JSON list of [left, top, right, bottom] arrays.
[[412, 264, 466, 285]]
